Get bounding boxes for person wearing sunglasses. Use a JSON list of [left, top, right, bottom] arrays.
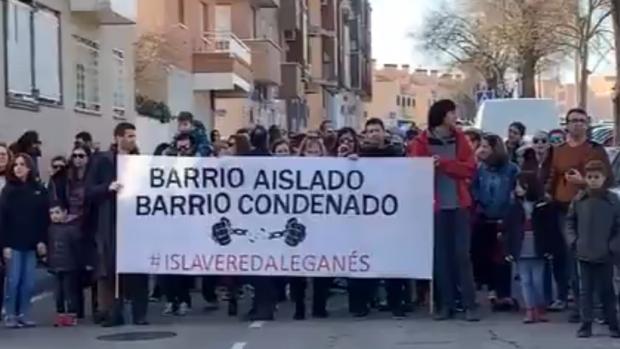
[[545, 108, 613, 321], [47, 145, 95, 321], [548, 129, 566, 148]]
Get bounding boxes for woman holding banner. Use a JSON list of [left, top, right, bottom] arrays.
[[409, 99, 480, 322], [289, 133, 331, 320]]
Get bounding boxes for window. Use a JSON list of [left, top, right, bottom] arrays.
[[112, 49, 126, 118], [74, 35, 100, 113], [407, 97, 411, 107], [396, 95, 400, 106], [178, 0, 185, 24], [5, 0, 62, 108]]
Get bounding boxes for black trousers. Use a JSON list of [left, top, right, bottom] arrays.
[[579, 261, 618, 327], [202, 276, 218, 303], [251, 276, 276, 316], [118, 274, 149, 322], [55, 271, 79, 314], [162, 275, 191, 305], [0, 266, 4, 312], [290, 277, 330, 314], [76, 270, 98, 318], [386, 279, 408, 312], [348, 278, 374, 313]]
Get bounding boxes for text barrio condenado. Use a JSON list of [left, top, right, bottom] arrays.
[[135, 167, 399, 216]]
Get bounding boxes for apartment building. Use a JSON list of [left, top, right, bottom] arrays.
[[537, 75, 615, 122], [0, 0, 137, 161], [365, 64, 473, 129], [305, 0, 372, 131]]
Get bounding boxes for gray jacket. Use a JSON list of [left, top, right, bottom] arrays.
[[566, 190, 620, 263]]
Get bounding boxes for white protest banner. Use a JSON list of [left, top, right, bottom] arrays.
[[116, 155, 434, 279]]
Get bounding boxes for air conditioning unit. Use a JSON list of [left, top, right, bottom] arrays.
[[284, 29, 296, 41]]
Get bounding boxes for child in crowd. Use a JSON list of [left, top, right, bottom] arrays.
[[48, 202, 82, 327], [503, 173, 557, 323], [566, 160, 620, 338], [174, 111, 213, 157]]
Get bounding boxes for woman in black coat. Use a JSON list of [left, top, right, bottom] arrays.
[[1, 153, 49, 328]]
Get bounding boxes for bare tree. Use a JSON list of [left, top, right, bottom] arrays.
[[557, 0, 612, 108], [417, 8, 512, 92]]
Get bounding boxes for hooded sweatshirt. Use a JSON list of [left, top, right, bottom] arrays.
[[0, 180, 49, 251]]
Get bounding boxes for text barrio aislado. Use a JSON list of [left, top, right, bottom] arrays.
[[135, 167, 399, 216]]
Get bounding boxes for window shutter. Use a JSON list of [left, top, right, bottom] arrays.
[[34, 8, 61, 102], [6, 0, 33, 96]]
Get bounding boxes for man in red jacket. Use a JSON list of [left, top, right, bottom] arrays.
[[409, 99, 479, 321]]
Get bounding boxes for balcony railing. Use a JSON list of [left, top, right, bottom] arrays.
[[195, 32, 252, 66]]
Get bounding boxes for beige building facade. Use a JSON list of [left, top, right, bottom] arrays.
[[365, 64, 471, 129], [0, 0, 137, 164], [537, 75, 615, 122]]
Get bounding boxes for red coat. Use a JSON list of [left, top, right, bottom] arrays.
[[408, 128, 476, 211]]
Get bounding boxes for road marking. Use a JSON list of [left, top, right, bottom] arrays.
[[249, 321, 264, 329], [231, 342, 246, 349], [31, 291, 53, 303]]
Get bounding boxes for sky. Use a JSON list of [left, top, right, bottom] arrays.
[[369, 0, 438, 68], [369, 0, 615, 80]]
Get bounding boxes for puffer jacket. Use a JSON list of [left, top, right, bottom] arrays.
[[48, 222, 82, 272]]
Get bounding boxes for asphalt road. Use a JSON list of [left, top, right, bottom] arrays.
[[2, 287, 620, 349]]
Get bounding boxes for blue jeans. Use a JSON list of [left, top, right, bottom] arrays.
[[3, 250, 36, 318], [518, 258, 545, 309]]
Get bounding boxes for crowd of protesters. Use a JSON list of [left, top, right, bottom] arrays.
[[1, 100, 620, 339]]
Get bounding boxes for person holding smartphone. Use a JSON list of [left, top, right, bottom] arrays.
[[545, 108, 613, 322]]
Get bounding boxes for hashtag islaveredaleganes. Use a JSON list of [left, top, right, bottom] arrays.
[[149, 253, 162, 270]]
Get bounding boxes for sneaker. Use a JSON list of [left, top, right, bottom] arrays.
[[162, 302, 174, 315], [65, 314, 77, 327], [4, 316, 20, 329], [577, 323, 592, 338], [535, 307, 549, 323], [53, 314, 66, 327], [547, 300, 566, 312], [523, 309, 536, 324], [392, 309, 406, 320], [433, 308, 453, 321], [17, 316, 36, 328], [203, 301, 219, 311], [352, 308, 370, 318], [568, 311, 581, 324], [465, 308, 481, 322], [176, 302, 189, 316]]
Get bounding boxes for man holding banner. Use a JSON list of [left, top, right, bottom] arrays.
[[115, 133, 435, 323], [410, 99, 480, 322], [85, 122, 149, 327]]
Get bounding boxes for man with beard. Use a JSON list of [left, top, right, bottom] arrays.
[[85, 123, 149, 327], [354, 118, 408, 319]]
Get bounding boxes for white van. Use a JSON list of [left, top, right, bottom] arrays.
[[474, 98, 560, 137]]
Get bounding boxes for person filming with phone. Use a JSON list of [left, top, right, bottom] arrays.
[[545, 108, 613, 322]]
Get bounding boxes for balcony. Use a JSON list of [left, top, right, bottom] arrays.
[[251, 0, 280, 8], [69, 0, 136, 25], [244, 39, 282, 85], [193, 32, 253, 94], [279, 63, 304, 99]]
